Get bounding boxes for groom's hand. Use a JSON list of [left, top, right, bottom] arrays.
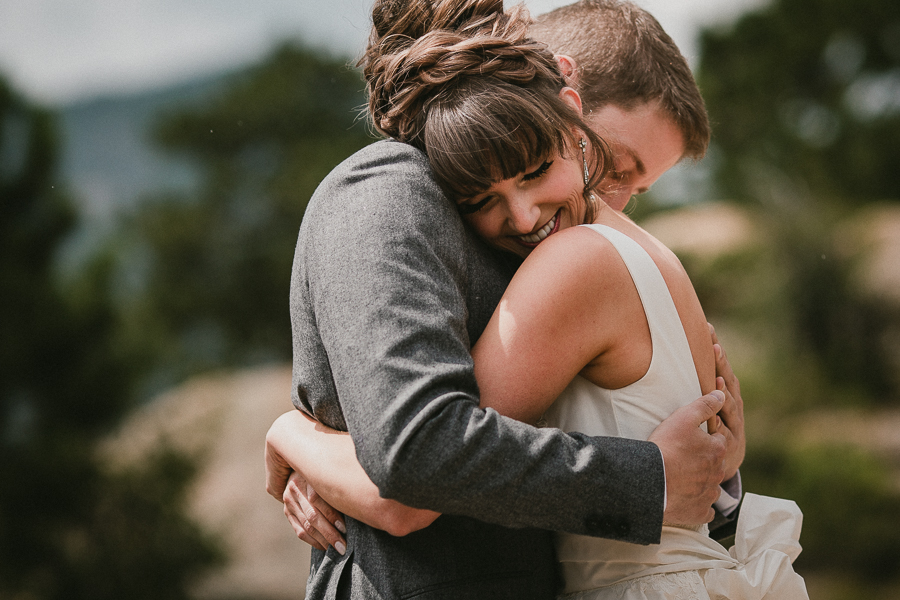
[[710, 323, 745, 480], [649, 391, 727, 526]]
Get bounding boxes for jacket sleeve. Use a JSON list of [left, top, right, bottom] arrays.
[[296, 142, 665, 544]]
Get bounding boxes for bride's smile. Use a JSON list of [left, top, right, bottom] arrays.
[[517, 210, 560, 246]]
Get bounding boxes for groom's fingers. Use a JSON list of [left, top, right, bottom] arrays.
[[650, 391, 727, 526], [677, 389, 726, 428], [709, 324, 744, 428], [714, 346, 744, 433], [710, 323, 746, 480], [717, 375, 745, 480]]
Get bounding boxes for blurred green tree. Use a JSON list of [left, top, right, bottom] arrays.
[[0, 76, 219, 599], [696, 0, 900, 402], [698, 0, 900, 205], [693, 0, 900, 590], [118, 44, 373, 386]]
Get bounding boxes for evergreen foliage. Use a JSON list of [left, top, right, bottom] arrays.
[[117, 44, 374, 386], [692, 0, 900, 591], [0, 76, 220, 599], [696, 0, 900, 402], [698, 0, 900, 205]]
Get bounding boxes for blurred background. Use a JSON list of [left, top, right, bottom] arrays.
[[1, 0, 899, 598]]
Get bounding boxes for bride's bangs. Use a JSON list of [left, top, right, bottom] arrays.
[[425, 80, 569, 201]]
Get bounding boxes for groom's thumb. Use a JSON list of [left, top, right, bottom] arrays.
[[667, 390, 725, 430], [650, 390, 725, 445], [693, 390, 725, 426]]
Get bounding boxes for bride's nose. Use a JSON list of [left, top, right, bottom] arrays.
[[506, 194, 542, 234]]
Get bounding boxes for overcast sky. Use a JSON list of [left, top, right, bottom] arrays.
[[0, 0, 768, 107]]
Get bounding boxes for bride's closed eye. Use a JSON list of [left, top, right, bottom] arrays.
[[458, 195, 494, 215], [523, 160, 553, 181]]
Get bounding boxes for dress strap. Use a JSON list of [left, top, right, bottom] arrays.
[[578, 224, 697, 385]]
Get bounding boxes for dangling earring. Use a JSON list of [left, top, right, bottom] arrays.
[[578, 137, 590, 186], [579, 137, 598, 222]]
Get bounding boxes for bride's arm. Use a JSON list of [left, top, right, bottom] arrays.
[[472, 227, 628, 419], [266, 410, 439, 544]]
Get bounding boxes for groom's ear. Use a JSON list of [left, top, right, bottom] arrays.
[[558, 87, 584, 117], [555, 55, 579, 87]]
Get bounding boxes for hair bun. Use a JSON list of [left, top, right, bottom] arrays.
[[369, 0, 506, 48], [361, 1, 560, 145]]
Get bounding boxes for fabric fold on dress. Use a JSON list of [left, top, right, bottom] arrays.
[[558, 494, 807, 599], [701, 493, 807, 600]]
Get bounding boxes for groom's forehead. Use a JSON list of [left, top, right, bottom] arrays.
[[586, 103, 685, 156]]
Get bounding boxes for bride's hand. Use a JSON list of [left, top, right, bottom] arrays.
[[265, 408, 439, 541], [283, 470, 347, 555], [265, 412, 347, 553]]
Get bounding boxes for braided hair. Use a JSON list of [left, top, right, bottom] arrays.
[[359, 0, 611, 205]]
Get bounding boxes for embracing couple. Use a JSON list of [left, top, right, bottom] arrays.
[[265, 1, 809, 598]]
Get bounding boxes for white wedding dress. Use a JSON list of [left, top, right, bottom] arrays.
[[543, 224, 809, 600]]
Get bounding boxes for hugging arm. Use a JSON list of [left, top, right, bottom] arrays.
[[469, 228, 728, 526], [277, 144, 744, 549], [265, 409, 438, 551]]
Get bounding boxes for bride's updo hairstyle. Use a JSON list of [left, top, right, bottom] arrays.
[[360, 0, 610, 204]]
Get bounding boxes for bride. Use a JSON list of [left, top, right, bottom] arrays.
[[267, 0, 808, 597]]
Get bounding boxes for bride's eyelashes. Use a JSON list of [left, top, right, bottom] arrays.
[[522, 160, 553, 181], [458, 195, 494, 215]]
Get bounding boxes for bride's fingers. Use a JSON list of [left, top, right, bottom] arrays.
[[284, 488, 330, 550], [284, 474, 347, 554], [284, 501, 327, 551], [297, 487, 347, 555], [305, 484, 347, 539]]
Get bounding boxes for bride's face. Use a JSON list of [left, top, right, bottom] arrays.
[[456, 150, 589, 258]]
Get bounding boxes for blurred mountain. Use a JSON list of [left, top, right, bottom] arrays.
[[57, 73, 229, 228]]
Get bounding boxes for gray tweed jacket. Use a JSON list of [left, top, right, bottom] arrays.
[[290, 140, 665, 599]]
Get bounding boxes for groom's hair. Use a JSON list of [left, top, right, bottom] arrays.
[[530, 0, 710, 159]]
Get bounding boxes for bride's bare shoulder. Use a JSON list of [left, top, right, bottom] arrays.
[[523, 225, 631, 276], [508, 225, 637, 303]]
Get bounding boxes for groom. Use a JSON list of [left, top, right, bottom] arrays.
[[274, 1, 743, 598]]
